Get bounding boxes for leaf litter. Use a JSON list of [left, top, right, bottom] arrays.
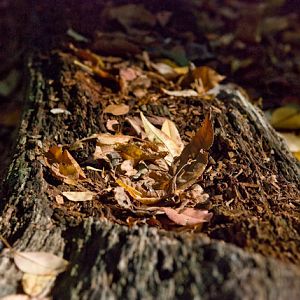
[[44, 106, 214, 229]]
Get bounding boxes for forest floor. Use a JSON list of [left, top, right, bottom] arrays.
[[0, 0, 299, 266]]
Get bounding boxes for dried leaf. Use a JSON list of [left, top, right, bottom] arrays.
[[140, 112, 182, 162], [60, 150, 86, 179], [62, 191, 96, 202], [44, 146, 85, 184], [179, 184, 210, 204], [151, 62, 179, 80], [120, 159, 137, 176], [270, 105, 300, 130], [14, 252, 68, 275], [116, 143, 165, 164], [162, 207, 213, 226], [161, 88, 198, 97], [193, 66, 225, 91], [126, 116, 145, 137], [104, 104, 130, 116], [106, 119, 119, 132], [22, 273, 55, 297], [173, 114, 213, 191], [114, 186, 133, 209], [161, 119, 184, 152], [115, 178, 160, 205], [95, 133, 132, 145]]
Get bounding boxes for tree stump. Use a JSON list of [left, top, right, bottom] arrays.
[[0, 1, 300, 299]]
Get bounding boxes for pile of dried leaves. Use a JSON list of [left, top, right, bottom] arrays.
[[44, 109, 214, 229]]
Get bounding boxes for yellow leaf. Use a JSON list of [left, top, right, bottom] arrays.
[[271, 105, 300, 130], [22, 273, 55, 297], [115, 178, 160, 205], [294, 151, 300, 161]]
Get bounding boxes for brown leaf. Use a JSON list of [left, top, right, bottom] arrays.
[[104, 104, 130, 116], [194, 66, 225, 91], [172, 114, 213, 191], [161, 207, 213, 226], [181, 66, 225, 93]]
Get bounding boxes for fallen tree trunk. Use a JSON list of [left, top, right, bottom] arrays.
[[0, 2, 300, 300], [0, 51, 299, 299]]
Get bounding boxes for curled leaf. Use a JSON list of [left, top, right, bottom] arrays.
[[173, 114, 213, 191], [44, 146, 85, 184]]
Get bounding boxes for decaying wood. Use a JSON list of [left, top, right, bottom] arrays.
[[0, 52, 299, 299]]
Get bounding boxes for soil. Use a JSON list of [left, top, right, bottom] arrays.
[[1, 0, 300, 267]]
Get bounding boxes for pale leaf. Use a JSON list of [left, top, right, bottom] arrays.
[[140, 112, 182, 161], [151, 62, 178, 79], [161, 119, 184, 152], [62, 191, 96, 202], [162, 207, 213, 226], [14, 252, 68, 275], [161, 88, 198, 97]]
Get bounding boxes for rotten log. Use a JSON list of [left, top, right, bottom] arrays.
[[0, 52, 299, 299]]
